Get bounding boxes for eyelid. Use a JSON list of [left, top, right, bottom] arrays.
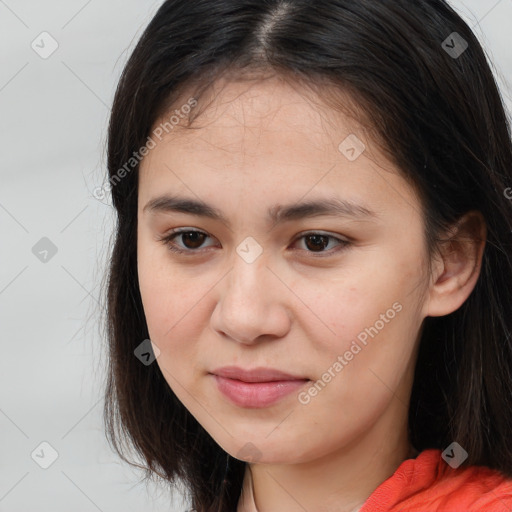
[[291, 230, 350, 256], [294, 229, 349, 242], [157, 227, 217, 253]]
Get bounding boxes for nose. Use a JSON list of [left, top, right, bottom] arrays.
[[210, 253, 292, 345]]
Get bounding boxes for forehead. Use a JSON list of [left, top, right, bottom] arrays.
[[141, 76, 371, 177], [156, 75, 365, 151], [137, 75, 421, 223]]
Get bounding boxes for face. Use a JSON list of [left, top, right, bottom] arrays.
[[137, 75, 431, 464]]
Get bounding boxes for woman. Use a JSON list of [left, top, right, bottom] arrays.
[[102, 1, 512, 510]]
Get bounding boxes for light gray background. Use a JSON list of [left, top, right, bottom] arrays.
[[1, 1, 511, 510]]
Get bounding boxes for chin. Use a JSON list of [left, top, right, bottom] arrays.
[[213, 434, 313, 465]]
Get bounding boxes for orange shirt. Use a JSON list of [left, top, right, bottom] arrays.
[[360, 448, 512, 512], [237, 449, 512, 511]]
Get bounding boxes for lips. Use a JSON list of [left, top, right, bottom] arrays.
[[211, 366, 307, 383], [210, 366, 310, 408]]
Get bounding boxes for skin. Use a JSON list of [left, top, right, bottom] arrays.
[[136, 74, 486, 512]]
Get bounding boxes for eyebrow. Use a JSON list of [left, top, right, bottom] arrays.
[[142, 194, 379, 226]]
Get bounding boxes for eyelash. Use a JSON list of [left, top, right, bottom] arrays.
[[157, 228, 350, 257]]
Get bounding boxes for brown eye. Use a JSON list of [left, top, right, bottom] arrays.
[[292, 232, 349, 256], [304, 234, 330, 252], [159, 228, 215, 254], [180, 231, 207, 249], [159, 229, 350, 257]]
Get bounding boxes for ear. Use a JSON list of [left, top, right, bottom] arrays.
[[425, 210, 487, 318]]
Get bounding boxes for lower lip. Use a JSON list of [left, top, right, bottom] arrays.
[[212, 375, 309, 408]]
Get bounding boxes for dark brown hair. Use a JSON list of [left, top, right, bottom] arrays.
[[102, 1, 512, 510]]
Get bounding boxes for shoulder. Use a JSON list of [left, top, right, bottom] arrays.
[[360, 449, 512, 512], [432, 461, 512, 511]]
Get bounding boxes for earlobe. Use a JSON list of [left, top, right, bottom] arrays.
[[425, 211, 487, 318]]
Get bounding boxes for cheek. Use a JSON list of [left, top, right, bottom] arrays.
[[290, 274, 400, 345], [288, 252, 424, 369], [137, 226, 425, 365], [138, 266, 210, 398], [137, 241, 219, 372], [139, 273, 204, 348], [137, 241, 184, 340]]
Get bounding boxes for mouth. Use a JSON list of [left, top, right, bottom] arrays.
[[210, 366, 310, 408]]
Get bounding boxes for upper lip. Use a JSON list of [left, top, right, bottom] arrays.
[[211, 366, 308, 383]]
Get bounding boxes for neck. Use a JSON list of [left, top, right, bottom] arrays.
[[238, 399, 417, 512]]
